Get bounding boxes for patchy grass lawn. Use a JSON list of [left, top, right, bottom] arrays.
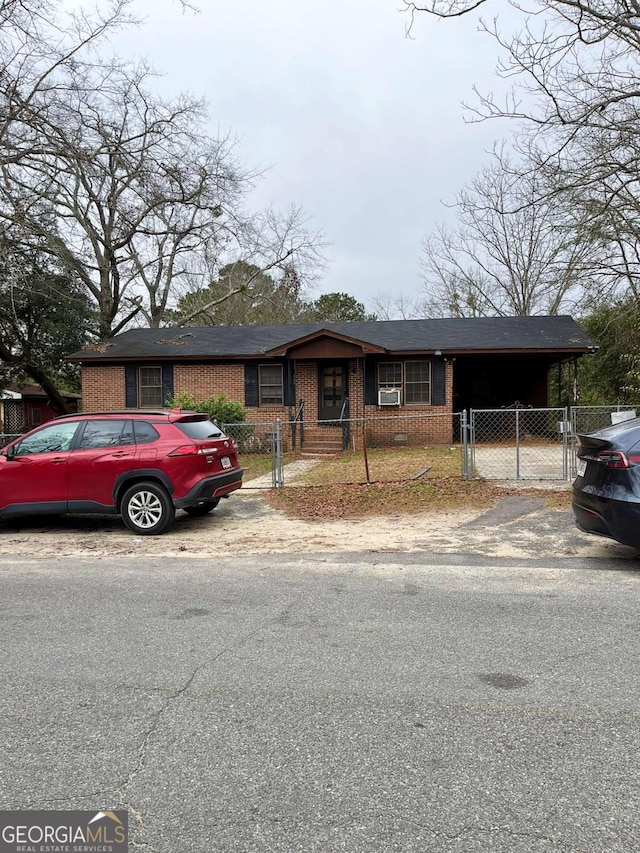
[[245, 446, 572, 519], [300, 446, 463, 485], [266, 479, 571, 519]]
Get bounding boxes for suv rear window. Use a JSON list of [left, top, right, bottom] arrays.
[[134, 421, 160, 444], [175, 419, 224, 440]]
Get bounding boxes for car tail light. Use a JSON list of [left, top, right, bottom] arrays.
[[168, 444, 219, 457], [597, 450, 632, 468]]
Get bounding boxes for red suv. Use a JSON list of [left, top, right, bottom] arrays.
[[0, 410, 243, 535]]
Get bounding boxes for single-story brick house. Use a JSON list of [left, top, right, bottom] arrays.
[[68, 315, 597, 451]]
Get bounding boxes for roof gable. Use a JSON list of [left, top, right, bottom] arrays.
[[265, 328, 386, 357]]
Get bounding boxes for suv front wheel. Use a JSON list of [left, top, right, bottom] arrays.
[[121, 482, 175, 535]]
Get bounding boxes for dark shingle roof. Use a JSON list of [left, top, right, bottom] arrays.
[[69, 315, 596, 362]]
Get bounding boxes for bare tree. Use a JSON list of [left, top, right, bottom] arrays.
[[402, 0, 640, 263], [531, 124, 640, 302], [419, 155, 597, 316], [0, 3, 326, 339], [370, 291, 424, 320], [172, 205, 326, 327], [0, 1, 138, 151], [0, 64, 238, 336]]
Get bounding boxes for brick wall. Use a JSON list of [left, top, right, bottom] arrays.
[[81, 358, 455, 446], [362, 360, 455, 447], [173, 363, 245, 402], [81, 366, 126, 410]]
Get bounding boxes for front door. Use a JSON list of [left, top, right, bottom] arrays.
[[319, 364, 347, 421]]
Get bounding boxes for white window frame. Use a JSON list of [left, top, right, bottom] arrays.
[[378, 361, 403, 390], [378, 360, 432, 405], [138, 366, 163, 408], [258, 364, 284, 406], [404, 360, 431, 404]]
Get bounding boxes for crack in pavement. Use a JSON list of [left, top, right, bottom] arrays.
[[112, 592, 306, 851]]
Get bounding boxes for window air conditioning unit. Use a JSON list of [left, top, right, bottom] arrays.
[[378, 388, 402, 406]]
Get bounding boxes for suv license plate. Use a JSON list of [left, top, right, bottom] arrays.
[[576, 459, 586, 477], [221, 456, 232, 470]]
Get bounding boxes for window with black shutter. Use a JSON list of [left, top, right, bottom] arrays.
[[372, 359, 446, 406], [125, 364, 174, 408], [376, 360, 433, 404]]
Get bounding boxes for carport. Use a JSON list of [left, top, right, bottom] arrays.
[[452, 353, 578, 411]]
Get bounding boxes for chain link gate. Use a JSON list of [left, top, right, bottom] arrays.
[[221, 419, 284, 488], [469, 407, 570, 481]]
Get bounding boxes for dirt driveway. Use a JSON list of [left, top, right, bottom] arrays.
[[0, 489, 636, 562]]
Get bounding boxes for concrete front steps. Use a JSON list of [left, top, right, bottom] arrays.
[[299, 427, 344, 456]]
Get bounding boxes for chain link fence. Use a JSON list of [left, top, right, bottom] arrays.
[[2, 405, 638, 487], [220, 420, 283, 488], [568, 405, 638, 477], [223, 413, 466, 487], [305, 412, 464, 486], [468, 407, 569, 481], [0, 434, 20, 449], [466, 405, 640, 481], [570, 405, 637, 434]]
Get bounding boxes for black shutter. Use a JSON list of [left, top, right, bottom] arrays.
[[161, 365, 174, 406], [364, 360, 377, 406], [431, 359, 446, 406], [245, 363, 258, 407], [125, 365, 137, 408], [284, 362, 296, 407]]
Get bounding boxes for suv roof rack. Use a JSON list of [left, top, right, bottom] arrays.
[[53, 408, 198, 420]]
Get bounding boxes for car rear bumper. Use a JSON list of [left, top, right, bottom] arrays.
[[572, 489, 640, 549], [174, 469, 243, 508]]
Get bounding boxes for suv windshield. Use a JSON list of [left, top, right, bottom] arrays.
[[175, 419, 224, 440]]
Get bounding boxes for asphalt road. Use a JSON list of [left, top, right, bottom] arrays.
[[2, 549, 640, 852]]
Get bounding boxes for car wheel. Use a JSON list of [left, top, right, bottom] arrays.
[[121, 482, 175, 535], [183, 499, 220, 517]]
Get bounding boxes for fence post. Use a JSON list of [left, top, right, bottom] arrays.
[[270, 422, 277, 489], [563, 406, 569, 480], [361, 417, 371, 484], [462, 410, 469, 478], [570, 406, 578, 480], [275, 419, 284, 487], [469, 409, 476, 478], [515, 408, 520, 480]]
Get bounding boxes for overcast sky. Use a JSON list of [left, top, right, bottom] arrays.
[[117, 0, 512, 313]]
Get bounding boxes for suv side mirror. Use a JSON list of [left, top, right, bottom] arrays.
[[5, 444, 16, 461]]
